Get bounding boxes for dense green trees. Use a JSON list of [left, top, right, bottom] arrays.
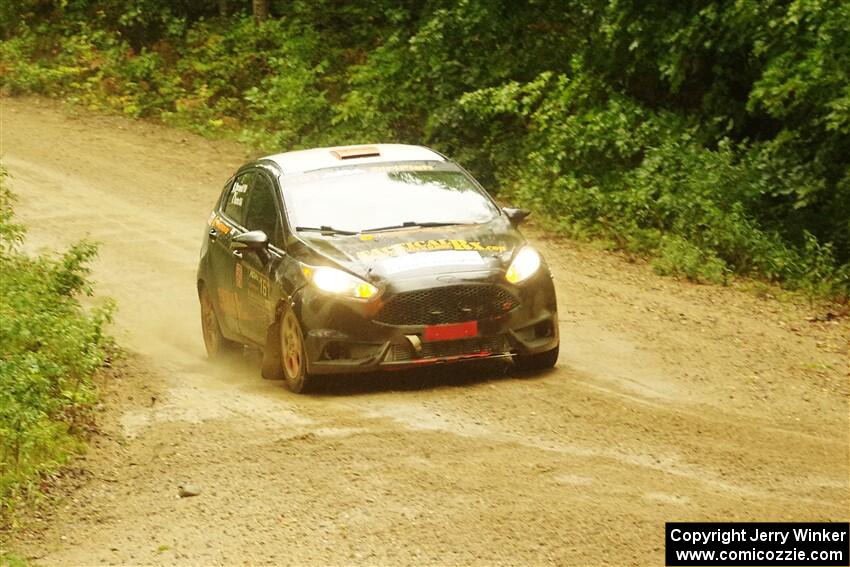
[[1, 0, 847, 297]]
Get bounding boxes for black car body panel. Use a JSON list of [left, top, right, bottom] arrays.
[[197, 144, 558, 376]]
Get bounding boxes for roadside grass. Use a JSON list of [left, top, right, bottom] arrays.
[[529, 211, 848, 315], [0, 550, 29, 567], [0, 167, 113, 527]]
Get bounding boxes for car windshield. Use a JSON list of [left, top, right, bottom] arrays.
[[281, 162, 500, 234]]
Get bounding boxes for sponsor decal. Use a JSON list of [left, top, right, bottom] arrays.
[[357, 238, 507, 259], [381, 250, 485, 274], [364, 163, 437, 173], [235, 263, 243, 288], [211, 216, 231, 234], [291, 163, 438, 186], [247, 268, 270, 298], [229, 180, 248, 207]]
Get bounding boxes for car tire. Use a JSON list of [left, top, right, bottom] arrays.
[[515, 345, 559, 372], [199, 286, 238, 358], [279, 308, 313, 393], [261, 319, 285, 380]]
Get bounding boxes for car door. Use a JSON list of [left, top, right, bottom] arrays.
[[208, 171, 254, 340], [234, 168, 286, 345]]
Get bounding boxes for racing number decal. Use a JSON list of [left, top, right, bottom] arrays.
[[247, 268, 270, 299]]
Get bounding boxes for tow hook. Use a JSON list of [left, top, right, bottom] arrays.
[[405, 334, 423, 358]]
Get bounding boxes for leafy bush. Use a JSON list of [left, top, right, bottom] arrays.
[[0, 168, 113, 522], [652, 236, 728, 284]]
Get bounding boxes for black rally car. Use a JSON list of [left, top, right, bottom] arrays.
[[197, 144, 559, 392]]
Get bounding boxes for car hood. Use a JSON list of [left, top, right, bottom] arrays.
[[294, 218, 524, 282]]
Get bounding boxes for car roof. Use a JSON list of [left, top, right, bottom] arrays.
[[260, 144, 447, 176]]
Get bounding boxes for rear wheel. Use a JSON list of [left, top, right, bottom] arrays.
[[515, 345, 559, 372], [280, 308, 313, 393], [199, 286, 237, 357]]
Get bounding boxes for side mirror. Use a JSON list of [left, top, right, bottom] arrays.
[[502, 207, 531, 226], [231, 230, 269, 250]]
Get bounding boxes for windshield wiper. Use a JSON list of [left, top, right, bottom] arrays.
[[295, 225, 359, 236], [361, 221, 463, 233]]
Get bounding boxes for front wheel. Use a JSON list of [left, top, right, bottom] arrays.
[[515, 345, 559, 372], [199, 286, 237, 357], [279, 308, 313, 393]]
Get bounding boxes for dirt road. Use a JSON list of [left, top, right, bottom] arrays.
[[2, 97, 848, 566]]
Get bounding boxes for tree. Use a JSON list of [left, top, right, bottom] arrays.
[[253, 0, 268, 23]]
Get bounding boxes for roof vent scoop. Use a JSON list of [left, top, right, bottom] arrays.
[[330, 146, 381, 160]]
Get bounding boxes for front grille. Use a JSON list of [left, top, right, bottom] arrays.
[[389, 335, 509, 362], [375, 285, 519, 326]]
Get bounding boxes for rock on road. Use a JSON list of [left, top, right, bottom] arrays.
[[2, 97, 848, 566]]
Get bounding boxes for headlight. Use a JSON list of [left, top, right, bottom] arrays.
[[505, 246, 541, 284], [302, 266, 378, 299]]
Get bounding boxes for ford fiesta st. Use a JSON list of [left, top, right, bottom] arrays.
[[197, 144, 559, 392]]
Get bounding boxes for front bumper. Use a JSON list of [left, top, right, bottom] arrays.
[[293, 269, 559, 375]]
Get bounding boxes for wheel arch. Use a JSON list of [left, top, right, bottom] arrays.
[[260, 295, 297, 380]]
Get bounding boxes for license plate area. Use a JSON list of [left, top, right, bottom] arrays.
[[423, 321, 478, 342]]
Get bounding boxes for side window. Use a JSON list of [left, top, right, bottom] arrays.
[[222, 172, 253, 226], [243, 173, 281, 246]]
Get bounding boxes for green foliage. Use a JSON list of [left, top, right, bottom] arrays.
[[0, 168, 113, 523], [652, 236, 728, 284], [0, 172, 24, 255], [0, 0, 848, 300], [0, 550, 29, 567], [441, 68, 848, 297]]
